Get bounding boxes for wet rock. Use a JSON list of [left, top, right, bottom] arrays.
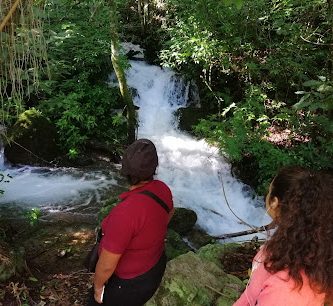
[[176, 107, 210, 133], [168, 207, 197, 235], [231, 154, 260, 191], [165, 229, 192, 260], [86, 139, 121, 163], [185, 227, 216, 250], [146, 244, 244, 306], [4, 108, 61, 166]]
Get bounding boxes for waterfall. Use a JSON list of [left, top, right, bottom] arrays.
[[0, 59, 270, 238], [126, 61, 270, 237]]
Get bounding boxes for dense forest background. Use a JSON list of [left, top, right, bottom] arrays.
[[1, 0, 332, 191]]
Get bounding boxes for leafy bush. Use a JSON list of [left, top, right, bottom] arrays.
[[161, 0, 332, 193], [37, 0, 128, 154], [194, 85, 332, 193]]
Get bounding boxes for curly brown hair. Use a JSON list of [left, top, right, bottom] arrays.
[[264, 166, 333, 298]]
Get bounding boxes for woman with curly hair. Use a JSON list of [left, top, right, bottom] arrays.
[[234, 166, 333, 306]]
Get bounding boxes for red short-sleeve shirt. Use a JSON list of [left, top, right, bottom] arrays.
[[99, 180, 173, 279]]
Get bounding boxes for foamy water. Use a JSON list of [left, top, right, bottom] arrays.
[[0, 59, 270, 237], [126, 61, 270, 236], [0, 164, 119, 213]]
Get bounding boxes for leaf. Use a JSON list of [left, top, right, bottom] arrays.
[[293, 94, 310, 109], [317, 84, 333, 93], [302, 80, 322, 88], [29, 277, 38, 282]]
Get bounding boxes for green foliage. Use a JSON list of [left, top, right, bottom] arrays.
[[162, 0, 333, 193], [36, 0, 128, 154], [0, 3, 48, 126], [97, 197, 120, 223], [195, 85, 332, 193], [25, 208, 42, 226], [162, 0, 330, 88], [295, 77, 333, 112]]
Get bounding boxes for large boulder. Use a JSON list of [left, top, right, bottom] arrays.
[[146, 244, 244, 306], [4, 109, 61, 165], [168, 207, 197, 235]]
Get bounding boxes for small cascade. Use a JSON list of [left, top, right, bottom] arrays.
[[125, 60, 270, 237], [0, 58, 270, 238], [163, 74, 190, 107]]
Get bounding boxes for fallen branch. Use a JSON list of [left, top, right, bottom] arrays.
[[212, 222, 275, 240]]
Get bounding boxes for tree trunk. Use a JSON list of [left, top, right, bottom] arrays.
[[328, 0, 333, 76], [143, 0, 149, 28], [137, 0, 145, 35], [109, 1, 136, 144]]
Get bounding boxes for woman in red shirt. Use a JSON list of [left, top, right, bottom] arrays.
[[88, 139, 174, 306], [234, 166, 333, 306]]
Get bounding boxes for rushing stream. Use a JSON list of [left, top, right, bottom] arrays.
[[0, 59, 270, 237]]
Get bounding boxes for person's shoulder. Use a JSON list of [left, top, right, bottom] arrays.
[[150, 179, 172, 193], [120, 192, 144, 206], [265, 270, 323, 300], [266, 270, 292, 286]]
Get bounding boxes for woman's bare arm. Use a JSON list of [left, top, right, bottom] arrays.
[[93, 249, 122, 303]]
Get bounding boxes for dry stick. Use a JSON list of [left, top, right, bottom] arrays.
[[218, 170, 256, 230], [202, 76, 271, 234], [211, 223, 275, 240]]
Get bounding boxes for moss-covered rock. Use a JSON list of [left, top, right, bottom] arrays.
[[197, 243, 240, 268], [4, 108, 61, 165], [146, 246, 244, 306], [168, 207, 197, 235]]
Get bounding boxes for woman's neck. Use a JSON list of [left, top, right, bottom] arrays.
[[129, 180, 150, 191]]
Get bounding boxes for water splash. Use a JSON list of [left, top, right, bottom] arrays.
[[0, 59, 270, 238], [0, 165, 119, 213], [126, 61, 270, 237]]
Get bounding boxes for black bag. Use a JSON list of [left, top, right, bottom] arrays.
[[84, 228, 103, 273]]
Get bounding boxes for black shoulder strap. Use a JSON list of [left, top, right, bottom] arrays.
[[139, 190, 170, 214]]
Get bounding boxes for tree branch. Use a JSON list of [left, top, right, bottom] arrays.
[[300, 35, 333, 46], [0, 0, 21, 32]]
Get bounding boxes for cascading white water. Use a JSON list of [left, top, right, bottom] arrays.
[[0, 58, 270, 237], [126, 61, 270, 237], [0, 166, 118, 213], [0, 146, 119, 214]]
